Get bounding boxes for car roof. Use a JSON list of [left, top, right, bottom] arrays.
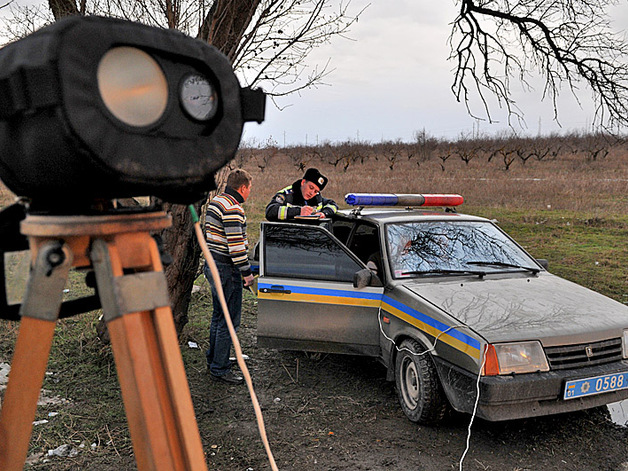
[[336, 208, 490, 225]]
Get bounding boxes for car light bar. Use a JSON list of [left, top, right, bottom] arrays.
[[344, 193, 464, 207]]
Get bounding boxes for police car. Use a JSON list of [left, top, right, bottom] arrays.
[[254, 193, 628, 424]]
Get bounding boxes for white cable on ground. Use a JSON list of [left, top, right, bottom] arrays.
[[458, 345, 487, 471], [377, 308, 485, 471], [190, 206, 278, 471]]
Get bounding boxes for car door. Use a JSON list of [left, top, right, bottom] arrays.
[[256, 222, 384, 357]]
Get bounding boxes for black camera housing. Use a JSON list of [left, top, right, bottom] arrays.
[[0, 16, 265, 208]]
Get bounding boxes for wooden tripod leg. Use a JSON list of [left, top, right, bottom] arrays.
[[0, 242, 73, 471], [91, 235, 207, 471]]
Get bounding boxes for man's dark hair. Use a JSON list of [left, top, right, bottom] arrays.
[[226, 168, 252, 190]]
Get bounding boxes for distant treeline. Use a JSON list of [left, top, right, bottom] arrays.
[[236, 130, 628, 172]]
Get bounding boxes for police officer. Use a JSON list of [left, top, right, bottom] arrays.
[[265, 168, 338, 221]]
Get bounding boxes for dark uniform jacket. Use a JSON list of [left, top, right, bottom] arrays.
[[265, 179, 338, 221]]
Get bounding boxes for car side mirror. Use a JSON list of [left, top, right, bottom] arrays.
[[353, 268, 371, 289], [537, 259, 549, 270], [353, 268, 383, 289]]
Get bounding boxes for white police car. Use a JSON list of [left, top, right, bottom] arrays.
[[255, 193, 628, 424]]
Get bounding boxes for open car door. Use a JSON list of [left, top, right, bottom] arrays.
[[256, 222, 384, 357]]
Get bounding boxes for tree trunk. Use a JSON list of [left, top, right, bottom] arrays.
[[199, 0, 260, 62], [160, 201, 204, 334], [162, 1, 259, 335], [48, 0, 79, 19]]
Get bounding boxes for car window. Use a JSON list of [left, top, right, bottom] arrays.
[[386, 220, 538, 278], [264, 224, 364, 282], [331, 219, 354, 245], [347, 224, 379, 261]]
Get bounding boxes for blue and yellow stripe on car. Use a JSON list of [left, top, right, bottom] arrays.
[[257, 282, 481, 360], [258, 283, 381, 308]]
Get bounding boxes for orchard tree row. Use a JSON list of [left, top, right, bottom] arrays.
[[237, 130, 627, 173]]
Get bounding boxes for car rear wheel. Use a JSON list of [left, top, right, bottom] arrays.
[[395, 338, 448, 424]]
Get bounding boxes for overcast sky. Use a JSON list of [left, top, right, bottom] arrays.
[[3, 1, 627, 146], [242, 1, 628, 146]]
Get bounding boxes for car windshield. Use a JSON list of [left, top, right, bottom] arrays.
[[386, 220, 538, 279]]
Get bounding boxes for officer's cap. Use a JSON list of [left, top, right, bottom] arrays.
[[303, 168, 328, 191]]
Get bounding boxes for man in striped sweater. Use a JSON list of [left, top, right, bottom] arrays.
[[204, 169, 254, 385]]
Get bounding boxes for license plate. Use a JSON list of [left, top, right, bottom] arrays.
[[563, 372, 628, 400]]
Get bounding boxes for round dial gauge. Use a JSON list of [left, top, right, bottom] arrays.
[[180, 73, 218, 121]]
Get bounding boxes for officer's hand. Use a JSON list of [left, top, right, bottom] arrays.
[[243, 274, 255, 287], [312, 211, 325, 218], [300, 206, 314, 216]]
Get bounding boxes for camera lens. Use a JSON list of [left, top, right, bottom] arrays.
[[97, 46, 168, 127]]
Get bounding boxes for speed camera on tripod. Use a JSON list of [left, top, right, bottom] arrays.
[[0, 15, 265, 209]]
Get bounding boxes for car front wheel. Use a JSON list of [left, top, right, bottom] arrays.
[[395, 338, 448, 424]]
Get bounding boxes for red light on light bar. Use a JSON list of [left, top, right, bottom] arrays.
[[418, 194, 464, 207]]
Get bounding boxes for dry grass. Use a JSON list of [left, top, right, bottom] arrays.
[[2, 138, 627, 244], [1, 136, 627, 215], [240, 144, 628, 223]]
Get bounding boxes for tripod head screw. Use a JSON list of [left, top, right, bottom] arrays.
[[45, 246, 66, 276]]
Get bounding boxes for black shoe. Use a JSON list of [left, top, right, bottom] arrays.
[[209, 371, 244, 385]]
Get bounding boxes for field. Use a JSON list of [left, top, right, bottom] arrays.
[[0, 134, 628, 470]]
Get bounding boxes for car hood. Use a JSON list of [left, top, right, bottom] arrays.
[[402, 273, 628, 345]]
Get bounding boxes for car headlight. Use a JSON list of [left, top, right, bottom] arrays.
[[622, 330, 628, 359], [483, 341, 550, 376]]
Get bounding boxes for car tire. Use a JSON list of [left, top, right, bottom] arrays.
[[395, 338, 448, 424]]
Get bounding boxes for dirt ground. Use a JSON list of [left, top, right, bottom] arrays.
[[14, 289, 627, 470], [179, 293, 628, 471]]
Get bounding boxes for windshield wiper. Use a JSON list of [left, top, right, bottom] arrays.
[[466, 261, 540, 274], [401, 269, 486, 278]]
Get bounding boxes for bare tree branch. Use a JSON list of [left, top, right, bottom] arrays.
[[452, 0, 628, 130], [232, 0, 365, 96]]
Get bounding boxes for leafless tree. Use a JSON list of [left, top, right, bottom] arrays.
[[526, 140, 551, 163], [494, 144, 518, 170], [437, 142, 454, 172], [322, 142, 345, 168], [454, 134, 480, 165], [253, 136, 279, 172], [413, 128, 439, 164], [333, 140, 369, 171], [451, 0, 628, 130], [580, 132, 613, 161], [378, 140, 404, 171]]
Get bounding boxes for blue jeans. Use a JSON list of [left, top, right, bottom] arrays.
[[204, 260, 243, 376]]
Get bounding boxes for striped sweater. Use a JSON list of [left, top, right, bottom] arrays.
[[205, 186, 251, 277]]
